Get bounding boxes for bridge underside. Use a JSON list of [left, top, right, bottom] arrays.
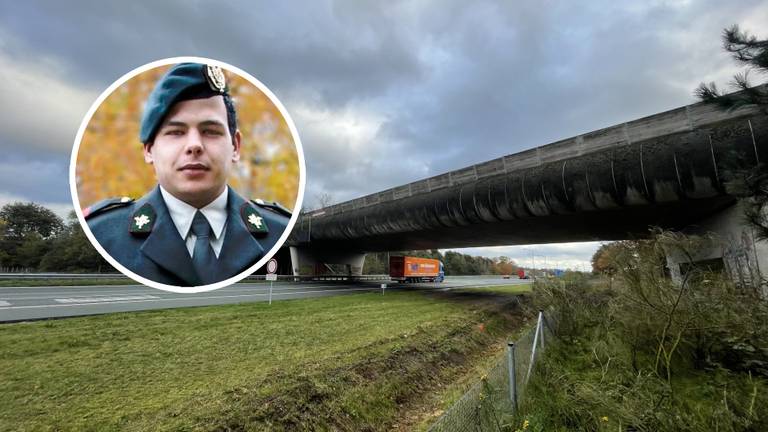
[[291, 106, 766, 254], [303, 196, 737, 252]]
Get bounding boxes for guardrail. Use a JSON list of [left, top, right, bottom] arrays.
[[0, 273, 393, 282], [0, 273, 516, 282], [0, 273, 128, 279]]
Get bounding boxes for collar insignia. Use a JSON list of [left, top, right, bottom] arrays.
[[129, 203, 156, 236], [240, 203, 269, 236]]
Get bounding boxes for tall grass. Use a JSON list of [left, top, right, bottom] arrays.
[[514, 233, 768, 432]]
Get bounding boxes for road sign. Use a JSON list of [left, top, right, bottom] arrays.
[[266, 273, 277, 281], [266, 259, 278, 274]]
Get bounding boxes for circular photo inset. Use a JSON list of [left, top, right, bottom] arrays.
[[70, 57, 305, 293]]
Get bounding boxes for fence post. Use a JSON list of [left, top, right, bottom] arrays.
[[507, 342, 517, 411], [525, 313, 543, 384], [539, 310, 545, 348]]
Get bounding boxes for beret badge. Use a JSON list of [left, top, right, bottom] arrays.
[[205, 65, 226, 93]]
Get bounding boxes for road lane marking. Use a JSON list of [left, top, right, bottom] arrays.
[[0, 291, 161, 300], [0, 288, 381, 311], [0, 285, 389, 300], [0, 301, 10, 306], [54, 295, 160, 304]]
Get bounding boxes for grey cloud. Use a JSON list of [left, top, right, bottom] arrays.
[[0, 1, 426, 103], [0, 154, 71, 204], [0, 0, 766, 261], [0, 43, 97, 154]]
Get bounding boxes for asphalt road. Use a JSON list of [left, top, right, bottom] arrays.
[[0, 276, 530, 322]]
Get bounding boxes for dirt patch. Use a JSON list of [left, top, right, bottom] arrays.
[[391, 294, 533, 431], [196, 294, 533, 431]]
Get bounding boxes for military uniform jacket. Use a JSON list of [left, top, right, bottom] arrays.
[[86, 186, 289, 286]]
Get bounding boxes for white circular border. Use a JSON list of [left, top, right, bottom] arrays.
[[69, 56, 306, 294]]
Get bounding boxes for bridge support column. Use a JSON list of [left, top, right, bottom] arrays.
[[289, 246, 366, 277], [666, 202, 767, 296]]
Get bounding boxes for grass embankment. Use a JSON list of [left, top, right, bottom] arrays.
[[458, 284, 532, 295], [517, 332, 768, 432], [0, 289, 532, 431], [512, 236, 768, 432]]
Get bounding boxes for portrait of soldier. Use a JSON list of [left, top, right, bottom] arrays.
[[82, 63, 293, 286]]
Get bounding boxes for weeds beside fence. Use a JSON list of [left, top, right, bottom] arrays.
[[428, 310, 554, 432]]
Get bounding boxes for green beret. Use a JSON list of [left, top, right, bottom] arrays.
[[139, 63, 229, 143]]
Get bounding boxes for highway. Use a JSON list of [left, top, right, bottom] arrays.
[[0, 276, 530, 322]]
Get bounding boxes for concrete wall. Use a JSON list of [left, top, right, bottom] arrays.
[[289, 246, 366, 276], [666, 202, 767, 295]]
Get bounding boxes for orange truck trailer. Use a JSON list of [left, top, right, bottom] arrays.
[[389, 256, 445, 283]]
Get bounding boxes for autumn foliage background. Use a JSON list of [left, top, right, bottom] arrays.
[[76, 65, 300, 210]]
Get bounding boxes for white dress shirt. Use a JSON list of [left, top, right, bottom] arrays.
[[160, 186, 228, 258]]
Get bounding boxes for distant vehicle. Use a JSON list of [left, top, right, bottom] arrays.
[[390, 256, 444, 283], [517, 269, 530, 279]]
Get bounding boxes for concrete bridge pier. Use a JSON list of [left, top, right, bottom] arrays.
[[666, 202, 767, 295], [289, 246, 366, 277]]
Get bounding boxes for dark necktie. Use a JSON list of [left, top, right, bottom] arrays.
[[191, 211, 217, 284]]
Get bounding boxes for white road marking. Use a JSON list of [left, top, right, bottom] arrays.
[[0, 285, 383, 300], [54, 295, 160, 304], [0, 288, 378, 310], [0, 280, 530, 315]]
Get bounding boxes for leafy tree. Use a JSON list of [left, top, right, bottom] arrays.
[[493, 256, 518, 275], [696, 25, 768, 240], [0, 202, 63, 269], [15, 233, 51, 269], [0, 202, 63, 240], [363, 249, 507, 276], [592, 243, 618, 274], [40, 211, 111, 272]]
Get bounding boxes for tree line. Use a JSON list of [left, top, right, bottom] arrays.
[[363, 249, 519, 276], [0, 202, 522, 276], [0, 202, 110, 272]]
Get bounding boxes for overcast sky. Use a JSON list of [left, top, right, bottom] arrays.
[[0, 1, 765, 270]]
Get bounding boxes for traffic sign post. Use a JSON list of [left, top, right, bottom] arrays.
[[266, 259, 278, 274], [267, 259, 278, 305]]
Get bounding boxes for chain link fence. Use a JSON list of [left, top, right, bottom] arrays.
[[427, 310, 555, 432]]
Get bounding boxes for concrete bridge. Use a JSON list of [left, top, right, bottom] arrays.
[[287, 98, 767, 287]]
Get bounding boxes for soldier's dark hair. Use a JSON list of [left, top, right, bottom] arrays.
[[146, 91, 238, 147], [223, 93, 238, 142]]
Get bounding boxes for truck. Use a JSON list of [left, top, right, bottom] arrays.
[[389, 256, 444, 283], [517, 268, 530, 279]]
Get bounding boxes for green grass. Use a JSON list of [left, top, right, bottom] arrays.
[[456, 284, 532, 295], [0, 288, 532, 431], [515, 334, 768, 432], [0, 278, 134, 287], [511, 274, 768, 432]]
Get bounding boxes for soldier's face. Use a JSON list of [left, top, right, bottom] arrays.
[[144, 96, 241, 208]]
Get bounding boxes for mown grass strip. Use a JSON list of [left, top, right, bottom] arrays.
[[0, 279, 134, 287], [455, 284, 532, 295], [0, 289, 530, 431]]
